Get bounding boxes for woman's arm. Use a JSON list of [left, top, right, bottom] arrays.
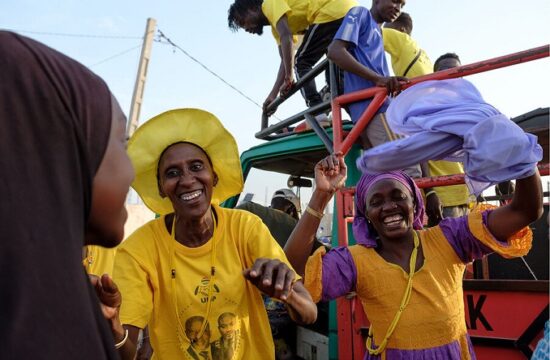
[[89, 274, 139, 359], [243, 258, 317, 324], [285, 154, 347, 276], [486, 169, 543, 241], [284, 281, 317, 324]]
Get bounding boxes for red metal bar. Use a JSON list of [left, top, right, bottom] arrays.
[[415, 174, 466, 189], [403, 45, 549, 89], [416, 163, 549, 188], [338, 92, 388, 155], [335, 189, 355, 359], [336, 297, 354, 359], [331, 97, 344, 157], [336, 164, 549, 195]]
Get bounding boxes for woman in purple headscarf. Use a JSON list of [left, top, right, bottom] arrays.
[[285, 153, 542, 359]]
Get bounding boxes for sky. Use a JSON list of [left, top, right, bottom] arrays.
[[2, 0, 549, 205]]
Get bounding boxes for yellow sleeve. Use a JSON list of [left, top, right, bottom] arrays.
[[468, 204, 533, 258], [304, 246, 326, 303], [381, 28, 401, 58], [113, 233, 154, 329], [84, 245, 117, 276], [263, 0, 291, 44]]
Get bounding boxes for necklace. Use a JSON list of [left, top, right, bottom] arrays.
[[366, 230, 420, 356], [169, 210, 217, 348]]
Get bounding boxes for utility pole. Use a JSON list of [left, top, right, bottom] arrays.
[[126, 17, 156, 137]]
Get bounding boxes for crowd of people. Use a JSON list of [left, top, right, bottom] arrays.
[[0, 0, 546, 359]]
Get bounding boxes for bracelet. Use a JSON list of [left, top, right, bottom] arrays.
[[425, 190, 437, 198], [115, 329, 129, 350], [305, 205, 324, 220]]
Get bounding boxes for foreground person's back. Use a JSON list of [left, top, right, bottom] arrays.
[[0, 31, 132, 359]]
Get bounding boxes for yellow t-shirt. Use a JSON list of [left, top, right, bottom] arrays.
[[83, 245, 116, 276], [429, 160, 470, 207], [262, 0, 357, 44], [381, 27, 433, 78], [114, 203, 297, 359]]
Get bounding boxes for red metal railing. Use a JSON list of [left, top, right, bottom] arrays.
[[332, 45, 549, 156]]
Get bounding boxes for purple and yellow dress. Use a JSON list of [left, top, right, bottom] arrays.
[[305, 206, 532, 360]]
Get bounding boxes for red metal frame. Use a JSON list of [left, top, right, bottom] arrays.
[[330, 45, 549, 359], [332, 45, 549, 156]]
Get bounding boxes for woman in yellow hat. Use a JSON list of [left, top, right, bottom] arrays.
[[110, 108, 316, 359]]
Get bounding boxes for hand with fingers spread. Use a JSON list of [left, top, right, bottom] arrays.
[[243, 258, 296, 302], [244, 258, 317, 325], [314, 152, 348, 194], [375, 75, 409, 97]]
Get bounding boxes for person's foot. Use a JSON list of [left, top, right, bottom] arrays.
[[319, 85, 331, 102], [314, 113, 331, 128]]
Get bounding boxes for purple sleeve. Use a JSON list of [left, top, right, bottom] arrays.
[[438, 211, 496, 263], [321, 247, 357, 302], [334, 7, 367, 46]]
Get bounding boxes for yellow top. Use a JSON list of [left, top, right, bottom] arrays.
[[83, 245, 116, 276], [429, 160, 470, 207], [262, 0, 358, 44], [114, 204, 299, 359], [381, 27, 433, 78]]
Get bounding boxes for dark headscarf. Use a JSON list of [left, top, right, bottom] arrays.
[[0, 31, 119, 359], [352, 171, 425, 247]]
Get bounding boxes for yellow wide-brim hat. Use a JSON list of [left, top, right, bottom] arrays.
[[128, 108, 243, 215]]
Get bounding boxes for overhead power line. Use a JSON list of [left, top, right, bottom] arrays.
[[89, 44, 142, 67], [7, 29, 142, 40], [156, 29, 267, 114]]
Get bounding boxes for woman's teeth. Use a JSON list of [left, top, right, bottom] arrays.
[[383, 214, 403, 225], [180, 190, 202, 201]]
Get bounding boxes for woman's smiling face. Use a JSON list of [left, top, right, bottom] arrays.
[[365, 178, 415, 240], [157, 142, 217, 220]]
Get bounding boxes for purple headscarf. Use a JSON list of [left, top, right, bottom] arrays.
[[352, 171, 425, 247]]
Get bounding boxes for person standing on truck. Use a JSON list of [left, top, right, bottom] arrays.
[[382, 12, 433, 78], [112, 108, 317, 359], [227, 0, 357, 116], [326, 1, 421, 178], [433, 52, 461, 72]]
